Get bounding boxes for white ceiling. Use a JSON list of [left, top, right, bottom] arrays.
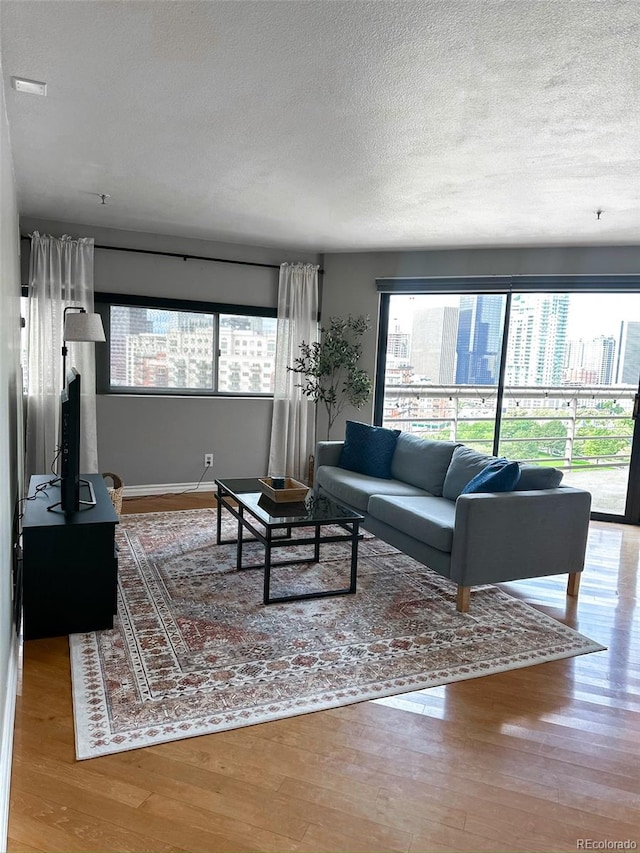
[[1, 0, 639, 252]]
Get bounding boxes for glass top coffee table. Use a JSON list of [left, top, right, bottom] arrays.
[[215, 477, 364, 605]]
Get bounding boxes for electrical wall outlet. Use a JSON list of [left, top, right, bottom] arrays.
[[203, 453, 214, 468]]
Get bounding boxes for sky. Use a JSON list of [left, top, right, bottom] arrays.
[[388, 293, 640, 340]]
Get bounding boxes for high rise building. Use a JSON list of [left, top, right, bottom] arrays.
[[110, 306, 153, 385], [125, 326, 214, 388], [616, 321, 640, 385], [386, 321, 411, 362], [600, 336, 617, 385], [505, 293, 569, 386], [218, 326, 277, 392], [565, 335, 616, 385], [455, 296, 504, 385], [411, 306, 459, 383]]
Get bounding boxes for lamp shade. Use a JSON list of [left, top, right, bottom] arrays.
[[63, 311, 106, 342]]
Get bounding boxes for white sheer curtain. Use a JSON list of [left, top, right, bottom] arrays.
[[268, 262, 319, 482], [25, 232, 99, 480]]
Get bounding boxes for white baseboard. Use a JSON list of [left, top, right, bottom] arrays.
[[123, 481, 217, 498], [0, 632, 18, 851]]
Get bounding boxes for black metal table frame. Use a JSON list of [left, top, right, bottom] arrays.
[[216, 482, 363, 605]]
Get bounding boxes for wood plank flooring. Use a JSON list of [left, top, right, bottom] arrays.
[[8, 493, 640, 852]]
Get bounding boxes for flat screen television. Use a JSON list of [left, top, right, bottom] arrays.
[[60, 368, 82, 512]]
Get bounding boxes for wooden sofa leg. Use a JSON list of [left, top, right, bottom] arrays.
[[456, 585, 471, 613], [567, 572, 581, 597]]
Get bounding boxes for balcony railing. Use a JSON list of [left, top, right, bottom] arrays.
[[381, 384, 636, 471]]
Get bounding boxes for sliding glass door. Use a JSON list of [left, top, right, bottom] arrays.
[[499, 293, 640, 518], [377, 288, 640, 523], [380, 294, 506, 452]]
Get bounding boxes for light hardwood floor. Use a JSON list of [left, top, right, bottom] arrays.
[[8, 493, 640, 852]]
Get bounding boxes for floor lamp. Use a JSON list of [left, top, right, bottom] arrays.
[[51, 306, 106, 508], [62, 306, 106, 386]]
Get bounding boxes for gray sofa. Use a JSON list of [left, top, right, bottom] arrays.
[[314, 432, 592, 611]]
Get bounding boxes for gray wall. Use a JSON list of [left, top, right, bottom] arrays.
[[21, 217, 321, 488], [321, 246, 640, 439], [0, 61, 23, 842], [20, 218, 640, 484]]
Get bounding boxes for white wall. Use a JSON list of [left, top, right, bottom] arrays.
[[20, 217, 322, 489], [0, 57, 24, 847], [321, 246, 640, 439]]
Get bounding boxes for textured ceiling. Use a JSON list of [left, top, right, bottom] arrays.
[[1, 0, 639, 251]]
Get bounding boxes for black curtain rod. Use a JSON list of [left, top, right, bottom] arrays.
[[20, 234, 323, 274]]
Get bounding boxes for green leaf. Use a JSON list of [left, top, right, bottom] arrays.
[[287, 314, 373, 439]]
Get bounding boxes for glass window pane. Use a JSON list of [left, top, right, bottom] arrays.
[[498, 293, 572, 464], [110, 306, 214, 390], [499, 293, 640, 515], [218, 315, 277, 393], [21, 295, 29, 393], [381, 293, 507, 448], [512, 293, 640, 515], [380, 289, 640, 518]]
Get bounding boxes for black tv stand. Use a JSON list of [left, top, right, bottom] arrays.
[[22, 474, 119, 640], [46, 477, 97, 513]]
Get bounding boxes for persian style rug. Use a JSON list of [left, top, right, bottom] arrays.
[[70, 509, 604, 759]]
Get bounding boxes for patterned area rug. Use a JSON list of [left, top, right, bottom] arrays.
[[70, 508, 604, 759]]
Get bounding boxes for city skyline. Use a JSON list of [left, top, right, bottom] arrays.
[[389, 293, 640, 339], [387, 293, 640, 388], [109, 297, 638, 394], [109, 306, 277, 393]]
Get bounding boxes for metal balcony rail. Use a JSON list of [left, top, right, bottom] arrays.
[[381, 384, 636, 471]]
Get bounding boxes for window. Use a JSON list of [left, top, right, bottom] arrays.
[[21, 295, 29, 393], [218, 314, 277, 393], [97, 297, 277, 396], [376, 283, 640, 520], [379, 293, 506, 451], [111, 306, 214, 390]]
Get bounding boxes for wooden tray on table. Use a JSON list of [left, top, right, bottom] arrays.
[[257, 477, 310, 503]]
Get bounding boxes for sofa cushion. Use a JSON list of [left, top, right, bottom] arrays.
[[339, 421, 401, 479], [368, 495, 456, 553], [461, 459, 521, 494], [316, 466, 428, 512], [515, 464, 564, 490], [390, 433, 458, 497], [442, 445, 497, 500]]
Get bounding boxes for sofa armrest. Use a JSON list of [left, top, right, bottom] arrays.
[[450, 486, 591, 587], [315, 441, 344, 469]]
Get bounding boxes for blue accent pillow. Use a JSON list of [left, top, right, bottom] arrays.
[[460, 459, 521, 494], [339, 421, 401, 479]]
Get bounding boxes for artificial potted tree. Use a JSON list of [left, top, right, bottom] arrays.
[[289, 314, 373, 441]]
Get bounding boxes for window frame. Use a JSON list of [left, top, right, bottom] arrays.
[[374, 276, 640, 525], [94, 292, 277, 397]]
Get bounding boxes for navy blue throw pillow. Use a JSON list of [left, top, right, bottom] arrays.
[[339, 421, 401, 479], [460, 459, 521, 494]]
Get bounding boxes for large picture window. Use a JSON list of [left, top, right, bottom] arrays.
[[97, 297, 277, 396], [375, 279, 640, 522]]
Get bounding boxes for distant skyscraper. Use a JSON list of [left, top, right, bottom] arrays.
[[565, 336, 616, 385], [616, 321, 640, 385], [386, 328, 411, 362], [600, 336, 616, 384], [110, 306, 153, 385], [411, 306, 459, 383], [455, 296, 504, 385], [505, 293, 569, 386]]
